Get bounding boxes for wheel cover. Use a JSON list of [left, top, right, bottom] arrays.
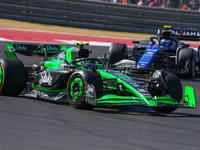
[[70, 77, 84, 101]]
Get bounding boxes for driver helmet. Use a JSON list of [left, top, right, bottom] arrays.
[[84, 60, 96, 69], [160, 39, 171, 46]]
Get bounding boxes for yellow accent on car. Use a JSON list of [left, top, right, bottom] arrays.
[[163, 25, 173, 29], [74, 43, 89, 46]]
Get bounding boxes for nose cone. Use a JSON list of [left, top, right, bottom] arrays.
[[137, 50, 157, 68]]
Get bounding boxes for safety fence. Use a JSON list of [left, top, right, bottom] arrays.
[[0, 0, 200, 34]]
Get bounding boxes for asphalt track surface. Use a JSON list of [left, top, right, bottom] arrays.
[[0, 41, 200, 150]]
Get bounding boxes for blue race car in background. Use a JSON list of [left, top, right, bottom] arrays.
[[108, 26, 200, 79]]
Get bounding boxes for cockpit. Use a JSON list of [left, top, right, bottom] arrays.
[[73, 58, 107, 70]]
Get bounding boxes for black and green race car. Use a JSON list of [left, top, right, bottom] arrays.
[[0, 43, 196, 113]]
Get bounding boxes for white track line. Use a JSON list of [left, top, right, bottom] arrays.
[[0, 37, 13, 41]]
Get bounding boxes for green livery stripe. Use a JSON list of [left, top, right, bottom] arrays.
[[4, 50, 17, 59], [156, 99, 179, 104], [66, 47, 73, 62], [96, 94, 142, 105], [44, 60, 64, 70], [155, 95, 177, 103], [97, 94, 140, 101], [156, 94, 196, 108], [32, 84, 67, 93], [98, 70, 157, 107], [60, 45, 67, 50], [98, 102, 143, 106], [6, 43, 14, 50], [103, 86, 117, 90]]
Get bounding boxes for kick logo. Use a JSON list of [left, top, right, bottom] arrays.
[[86, 84, 94, 93], [39, 71, 53, 85], [55, 52, 65, 60]]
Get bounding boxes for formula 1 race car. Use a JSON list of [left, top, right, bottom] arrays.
[[0, 43, 196, 113], [108, 26, 200, 79]]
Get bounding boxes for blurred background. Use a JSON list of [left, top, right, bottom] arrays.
[[90, 0, 200, 11], [0, 0, 200, 35]]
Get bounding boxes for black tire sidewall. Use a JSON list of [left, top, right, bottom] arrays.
[[162, 71, 182, 102], [177, 48, 195, 78], [149, 71, 182, 102], [150, 71, 182, 113], [0, 58, 26, 96], [177, 48, 193, 68]]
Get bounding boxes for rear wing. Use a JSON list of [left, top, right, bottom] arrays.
[[172, 29, 200, 40], [157, 25, 200, 41], [5, 43, 67, 60]]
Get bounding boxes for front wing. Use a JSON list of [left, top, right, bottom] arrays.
[[85, 85, 196, 109]]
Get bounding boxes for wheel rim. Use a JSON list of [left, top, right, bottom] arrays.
[[69, 77, 84, 101]]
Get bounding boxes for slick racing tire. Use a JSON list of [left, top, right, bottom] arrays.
[[0, 58, 26, 96], [197, 46, 200, 68], [67, 70, 103, 109], [148, 70, 182, 113], [177, 48, 195, 79], [108, 43, 126, 65]]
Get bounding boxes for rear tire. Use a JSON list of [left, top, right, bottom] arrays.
[[67, 70, 103, 109], [177, 48, 195, 79], [197, 46, 200, 68], [0, 58, 26, 96], [108, 43, 126, 65]]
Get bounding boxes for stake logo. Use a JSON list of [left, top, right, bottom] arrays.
[[45, 45, 59, 51], [15, 44, 27, 50], [39, 71, 53, 85]]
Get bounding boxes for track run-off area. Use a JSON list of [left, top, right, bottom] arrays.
[[0, 28, 200, 150], [0, 28, 200, 48]]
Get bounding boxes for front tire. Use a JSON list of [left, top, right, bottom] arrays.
[[67, 70, 103, 109], [148, 70, 182, 113]]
